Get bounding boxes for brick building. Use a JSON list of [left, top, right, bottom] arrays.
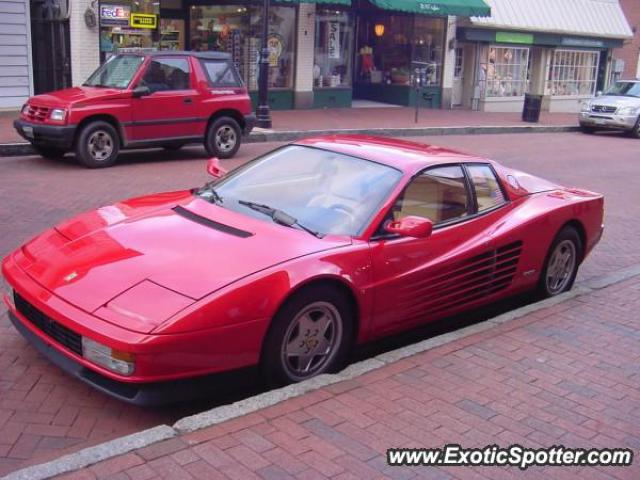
[[617, 0, 640, 79]]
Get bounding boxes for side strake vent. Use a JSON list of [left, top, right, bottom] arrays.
[[173, 206, 253, 238], [399, 241, 523, 320]]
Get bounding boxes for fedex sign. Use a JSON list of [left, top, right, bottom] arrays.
[[100, 5, 130, 25]]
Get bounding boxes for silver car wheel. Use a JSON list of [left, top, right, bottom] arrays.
[[546, 239, 576, 295], [215, 125, 237, 153], [280, 301, 343, 381], [87, 130, 114, 162]]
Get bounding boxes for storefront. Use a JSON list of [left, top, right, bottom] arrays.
[[99, 1, 161, 61], [455, 0, 632, 112]]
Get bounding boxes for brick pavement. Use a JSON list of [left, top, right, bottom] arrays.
[[52, 275, 640, 480], [1, 132, 639, 476], [0, 108, 577, 145]]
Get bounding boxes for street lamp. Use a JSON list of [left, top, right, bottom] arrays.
[[256, 0, 272, 128]]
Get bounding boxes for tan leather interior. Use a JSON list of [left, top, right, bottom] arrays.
[[396, 175, 468, 223]]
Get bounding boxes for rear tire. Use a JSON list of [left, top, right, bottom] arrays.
[[205, 116, 241, 159], [33, 145, 66, 159], [261, 286, 354, 387], [537, 226, 582, 298], [75, 121, 120, 168]]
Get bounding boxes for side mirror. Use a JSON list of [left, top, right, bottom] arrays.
[[595, 90, 603, 97], [206, 157, 227, 178], [384, 216, 433, 238], [132, 85, 151, 98]]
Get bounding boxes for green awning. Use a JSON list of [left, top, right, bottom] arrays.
[[368, 0, 491, 17]]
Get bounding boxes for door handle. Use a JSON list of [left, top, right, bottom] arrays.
[[183, 98, 193, 104]]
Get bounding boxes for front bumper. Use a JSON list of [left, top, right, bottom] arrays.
[[578, 112, 638, 130], [243, 113, 257, 135], [14, 118, 76, 149]]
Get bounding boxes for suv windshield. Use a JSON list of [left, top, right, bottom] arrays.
[[197, 145, 402, 237], [84, 55, 144, 89], [604, 81, 640, 98]]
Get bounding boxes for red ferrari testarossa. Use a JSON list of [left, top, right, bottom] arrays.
[[2, 136, 604, 404]]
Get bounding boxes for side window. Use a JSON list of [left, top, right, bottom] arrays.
[[394, 165, 470, 224], [141, 57, 190, 93], [466, 164, 506, 212], [202, 60, 239, 87]]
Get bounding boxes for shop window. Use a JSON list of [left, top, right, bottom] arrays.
[[412, 16, 445, 87], [202, 60, 240, 87], [189, 5, 295, 91], [314, 9, 354, 88], [140, 57, 190, 92], [547, 49, 599, 96], [466, 164, 506, 212], [480, 46, 530, 97]]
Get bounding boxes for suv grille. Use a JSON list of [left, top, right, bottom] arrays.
[[591, 105, 617, 114], [24, 104, 50, 123], [13, 291, 83, 356]]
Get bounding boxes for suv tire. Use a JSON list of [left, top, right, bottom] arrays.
[[75, 121, 120, 168], [205, 116, 241, 159]]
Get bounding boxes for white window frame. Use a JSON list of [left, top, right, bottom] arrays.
[[479, 45, 530, 98], [546, 49, 599, 97]]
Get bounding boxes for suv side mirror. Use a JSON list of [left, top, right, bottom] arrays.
[[384, 216, 433, 238], [207, 157, 227, 178], [132, 85, 151, 98]]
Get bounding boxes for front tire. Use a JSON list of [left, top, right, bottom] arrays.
[[33, 145, 66, 159], [629, 117, 640, 139], [75, 121, 120, 168], [261, 286, 354, 387], [205, 116, 241, 159], [537, 226, 582, 298], [580, 124, 596, 134]]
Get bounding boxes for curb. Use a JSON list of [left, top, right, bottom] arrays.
[[0, 124, 580, 158], [4, 263, 638, 480]]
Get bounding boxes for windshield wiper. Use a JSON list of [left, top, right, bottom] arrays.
[[197, 183, 223, 205], [238, 200, 323, 238]]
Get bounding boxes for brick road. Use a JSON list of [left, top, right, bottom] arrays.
[[1, 131, 639, 475], [55, 275, 640, 480]]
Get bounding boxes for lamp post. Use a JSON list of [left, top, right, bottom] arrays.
[[256, 0, 272, 128]]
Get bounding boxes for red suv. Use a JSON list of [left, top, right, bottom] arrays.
[[14, 52, 256, 168]]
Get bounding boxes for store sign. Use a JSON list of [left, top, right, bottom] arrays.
[[495, 32, 534, 45], [328, 22, 340, 60], [100, 5, 130, 26], [418, 3, 441, 13], [561, 37, 604, 48], [130, 13, 157, 29]]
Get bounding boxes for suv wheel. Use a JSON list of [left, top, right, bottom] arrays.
[[205, 117, 241, 159], [580, 125, 596, 134], [75, 121, 120, 168], [33, 146, 66, 160], [630, 117, 640, 139]]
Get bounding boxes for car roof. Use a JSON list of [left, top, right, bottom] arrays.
[[293, 135, 491, 174], [122, 51, 231, 60]]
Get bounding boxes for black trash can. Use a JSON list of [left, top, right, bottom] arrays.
[[522, 94, 543, 123]]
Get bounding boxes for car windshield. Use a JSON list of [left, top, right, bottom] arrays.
[[83, 55, 144, 89], [198, 145, 402, 237], [604, 81, 640, 98]]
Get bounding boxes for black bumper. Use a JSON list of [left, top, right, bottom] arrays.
[[243, 113, 257, 135], [13, 119, 76, 149]]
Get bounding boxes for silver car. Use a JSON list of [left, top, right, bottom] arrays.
[[579, 80, 640, 138]]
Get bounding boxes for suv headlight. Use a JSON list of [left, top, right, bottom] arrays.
[[580, 101, 591, 112], [49, 108, 66, 121], [82, 337, 135, 376], [617, 106, 639, 116]]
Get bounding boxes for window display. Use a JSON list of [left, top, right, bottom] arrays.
[[189, 5, 295, 91], [159, 18, 185, 50], [480, 46, 530, 97], [99, 0, 160, 60], [314, 9, 354, 88], [355, 14, 444, 87], [547, 49, 599, 96]]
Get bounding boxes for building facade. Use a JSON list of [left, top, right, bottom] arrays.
[[615, 0, 640, 79], [0, 0, 33, 109]]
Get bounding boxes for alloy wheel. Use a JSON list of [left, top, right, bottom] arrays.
[[545, 239, 576, 295]]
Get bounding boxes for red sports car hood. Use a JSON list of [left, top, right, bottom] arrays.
[[19, 192, 351, 315], [27, 86, 128, 108]]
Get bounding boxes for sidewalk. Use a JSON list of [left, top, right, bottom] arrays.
[[13, 272, 638, 480], [0, 108, 578, 155]]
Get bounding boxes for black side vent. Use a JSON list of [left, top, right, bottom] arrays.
[[173, 206, 253, 238], [13, 292, 83, 356]]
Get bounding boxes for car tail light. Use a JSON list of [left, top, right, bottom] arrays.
[[82, 337, 135, 376]]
